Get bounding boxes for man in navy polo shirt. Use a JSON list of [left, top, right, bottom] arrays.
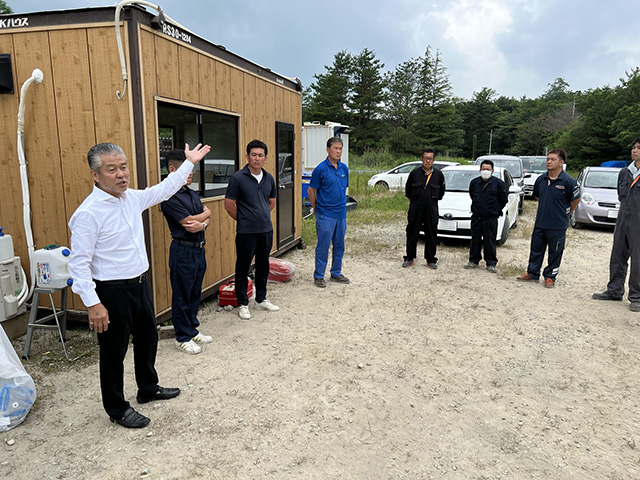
[[308, 137, 350, 288], [517, 148, 580, 287], [225, 139, 279, 320], [161, 149, 212, 355]]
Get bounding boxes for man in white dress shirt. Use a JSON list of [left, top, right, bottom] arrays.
[[69, 142, 210, 428]]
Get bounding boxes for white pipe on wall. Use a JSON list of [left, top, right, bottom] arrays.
[[16, 68, 43, 306]]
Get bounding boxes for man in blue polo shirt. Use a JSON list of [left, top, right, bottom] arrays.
[[517, 149, 580, 287], [308, 137, 350, 288], [225, 139, 279, 320]]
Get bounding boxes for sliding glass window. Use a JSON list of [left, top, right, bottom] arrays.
[[158, 102, 238, 197]]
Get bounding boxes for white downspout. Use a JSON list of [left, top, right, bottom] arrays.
[[16, 68, 44, 306]]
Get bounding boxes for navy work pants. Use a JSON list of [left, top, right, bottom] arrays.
[[526, 226, 566, 281], [469, 216, 498, 266], [169, 241, 206, 343]]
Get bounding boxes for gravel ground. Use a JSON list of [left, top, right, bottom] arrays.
[[3, 201, 640, 480]]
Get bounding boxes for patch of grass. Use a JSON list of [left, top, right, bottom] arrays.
[[498, 262, 525, 278], [302, 215, 317, 247], [13, 322, 100, 389]]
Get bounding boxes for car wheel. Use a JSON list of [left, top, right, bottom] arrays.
[[570, 210, 582, 229], [518, 197, 524, 214], [374, 181, 389, 190], [497, 215, 509, 246]]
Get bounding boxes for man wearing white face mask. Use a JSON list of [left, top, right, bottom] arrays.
[[465, 160, 508, 273]]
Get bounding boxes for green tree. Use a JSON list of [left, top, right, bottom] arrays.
[[348, 48, 387, 153], [610, 69, 640, 150], [413, 47, 463, 154], [303, 50, 353, 125], [556, 86, 620, 168], [0, 1, 12, 14], [459, 87, 501, 157], [383, 58, 421, 154]]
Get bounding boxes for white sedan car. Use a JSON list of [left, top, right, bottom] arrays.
[[436, 165, 521, 245], [367, 160, 460, 190]]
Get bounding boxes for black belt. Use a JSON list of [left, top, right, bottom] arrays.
[[95, 272, 147, 285], [173, 238, 206, 248]]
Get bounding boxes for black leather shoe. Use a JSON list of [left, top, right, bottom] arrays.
[[136, 386, 181, 404], [592, 291, 622, 301], [110, 407, 150, 428]]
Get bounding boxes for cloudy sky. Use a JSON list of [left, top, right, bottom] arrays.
[[13, 0, 640, 100]]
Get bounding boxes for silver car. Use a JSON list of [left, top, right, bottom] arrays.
[[571, 166, 622, 229]]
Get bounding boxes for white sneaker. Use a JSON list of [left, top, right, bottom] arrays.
[[254, 300, 280, 312], [192, 332, 213, 344], [175, 339, 201, 355], [238, 305, 251, 320]]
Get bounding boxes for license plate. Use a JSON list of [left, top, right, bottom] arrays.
[[607, 209, 618, 219], [439, 219, 458, 231]]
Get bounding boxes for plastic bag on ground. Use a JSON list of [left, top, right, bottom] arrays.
[[268, 258, 296, 282], [0, 324, 36, 431]]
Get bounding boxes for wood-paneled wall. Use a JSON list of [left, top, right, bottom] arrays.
[[140, 28, 302, 314], [0, 21, 302, 317], [0, 24, 132, 311]]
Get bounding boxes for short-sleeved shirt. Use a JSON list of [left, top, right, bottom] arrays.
[[309, 157, 349, 219], [533, 170, 580, 230], [160, 186, 205, 242], [225, 164, 277, 234]]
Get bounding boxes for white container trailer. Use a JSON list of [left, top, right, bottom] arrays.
[[301, 121, 350, 173]]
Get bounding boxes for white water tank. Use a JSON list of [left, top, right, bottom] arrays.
[[33, 245, 73, 289], [0, 227, 14, 262]]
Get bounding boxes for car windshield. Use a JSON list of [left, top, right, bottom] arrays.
[[396, 163, 418, 174], [492, 160, 522, 178], [523, 157, 546, 174], [443, 170, 498, 192], [584, 170, 618, 189]]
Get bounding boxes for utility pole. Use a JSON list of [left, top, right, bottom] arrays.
[[488, 129, 493, 155]]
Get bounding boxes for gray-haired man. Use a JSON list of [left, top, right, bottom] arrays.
[[69, 142, 209, 428]]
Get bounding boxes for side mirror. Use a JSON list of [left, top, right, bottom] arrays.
[[509, 185, 522, 194]]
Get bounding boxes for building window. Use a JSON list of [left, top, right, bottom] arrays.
[[158, 101, 238, 197]]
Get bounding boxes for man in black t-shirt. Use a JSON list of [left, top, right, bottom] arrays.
[[224, 139, 279, 321]]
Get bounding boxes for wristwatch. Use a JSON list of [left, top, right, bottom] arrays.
[[202, 222, 207, 231]]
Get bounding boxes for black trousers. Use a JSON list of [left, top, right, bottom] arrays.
[[469, 216, 498, 266], [95, 279, 159, 418], [405, 202, 438, 264], [235, 232, 273, 305]]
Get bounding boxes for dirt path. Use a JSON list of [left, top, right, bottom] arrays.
[[3, 205, 640, 479]]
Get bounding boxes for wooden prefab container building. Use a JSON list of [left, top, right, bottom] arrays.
[[0, 6, 302, 320]]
